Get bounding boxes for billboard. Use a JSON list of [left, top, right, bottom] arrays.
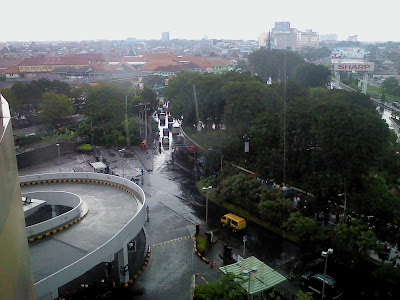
[[275, 22, 290, 31], [333, 62, 375, 72], [331, 47, 365, 59]]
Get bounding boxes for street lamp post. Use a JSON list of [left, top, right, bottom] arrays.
[[321, 248, 333, 300], [56, 143, 61, 172], [243, 266, 257, 299], [119, 148, 125, 178], [202, 186, 212, 224]]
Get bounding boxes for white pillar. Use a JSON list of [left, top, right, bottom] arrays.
[[362, 72, 368, 94], [117, 246, 129, 284], [51, 205, 57, 218]]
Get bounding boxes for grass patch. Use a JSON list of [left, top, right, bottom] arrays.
[[76, 143, 92, 151], [196, 235, 209, 255]]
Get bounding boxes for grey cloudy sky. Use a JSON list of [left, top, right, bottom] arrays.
[[1, 0, 397, 42]]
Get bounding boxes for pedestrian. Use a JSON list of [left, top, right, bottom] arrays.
[[146, 204, 150, 222]]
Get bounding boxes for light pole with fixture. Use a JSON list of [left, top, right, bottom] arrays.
[[243, 266, 257, 299], [321, 248, 333, 300], [119, 148, 125, 178], [56, 143, 61, 172], [202, 186, 212, 224]]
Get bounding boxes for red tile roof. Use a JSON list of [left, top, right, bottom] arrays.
[[209, 60, 231, 66], [0, 59, 23, 68], [154, 62, 201, 73], [142, 53, 178, 60], [1, 65, 20, 74], [178, 57, 212, 69], [139, 60, 179, 71]]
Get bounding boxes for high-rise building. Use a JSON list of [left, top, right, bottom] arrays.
[[0, 94, 36, 299], [296, 29, 320, 49], [271, 22, 297, 49], [161, 32, 170, 42]]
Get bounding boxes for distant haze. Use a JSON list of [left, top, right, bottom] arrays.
[[2, 0, 398, 43]]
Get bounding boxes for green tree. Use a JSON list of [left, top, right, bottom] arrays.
[[194, 274, 246, 300], [382, 77, 400, 97], [11, 81, 41, 113], [371, 264, 400, 299], [292, 63, 331, 88], [39, 92, 74, 126], [333, 218, 379, 256], [283, 212, 328, 251], [295, 290, 313, 300], [0, 88, 20, 115]]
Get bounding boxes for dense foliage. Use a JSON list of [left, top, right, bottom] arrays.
[[166, 60, 400, 267]]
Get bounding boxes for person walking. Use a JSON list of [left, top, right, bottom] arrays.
[[146, 204, 150, 222]]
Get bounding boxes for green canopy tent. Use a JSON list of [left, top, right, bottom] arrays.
[[219, 256, 287, 295]]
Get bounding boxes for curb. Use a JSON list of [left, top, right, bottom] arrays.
[[194, 235, 209, 264], [122, 246, 151, 288], [27, 211, 89, 243]]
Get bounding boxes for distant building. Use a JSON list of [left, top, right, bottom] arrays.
[[18, 56, 90, 74], [347, 35, 358, 42], [271, 22, 298, 49], [296, 29, 320, 49], [161, 32, 170, 42], [319, 34, 337, 42], [153, 62, 202, 76]]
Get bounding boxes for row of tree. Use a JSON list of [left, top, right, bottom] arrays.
[[1, 79, 158, 146]]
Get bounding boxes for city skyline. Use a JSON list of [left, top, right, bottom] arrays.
[[1, 0, 398, 43]]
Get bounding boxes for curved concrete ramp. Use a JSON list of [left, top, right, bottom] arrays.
[[20, 173, 146, 299]]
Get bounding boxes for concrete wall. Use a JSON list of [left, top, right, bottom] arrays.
[[0, 95, 36, 299], [17, 142, 77, 170], [19, 172, 146, 300], [23, 191, 85, 238]]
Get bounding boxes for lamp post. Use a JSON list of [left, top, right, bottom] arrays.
[[321, 248, 333, 300], [56, 143, 61, 172], [202, 186, 212, 224], [243, 266, 257, 299], [119, 148, 125, 178]]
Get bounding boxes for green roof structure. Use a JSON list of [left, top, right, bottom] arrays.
[[219, 256, 287, 295]]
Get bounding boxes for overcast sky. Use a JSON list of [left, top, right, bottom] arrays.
[[1, 0, 397, 43]]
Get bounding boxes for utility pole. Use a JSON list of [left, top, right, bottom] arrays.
[[137, 102, 150, 146], [125, 94, 130, 147], [193, 84, 201, 132]]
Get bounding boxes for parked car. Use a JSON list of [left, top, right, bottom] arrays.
[[220, 213, 246, 232], [300, 271, 343, 299]]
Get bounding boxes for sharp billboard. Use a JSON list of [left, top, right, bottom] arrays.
[[333, 62, 375, 72], [331, 47, 365, 59]]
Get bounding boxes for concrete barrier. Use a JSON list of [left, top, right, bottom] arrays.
[[20, 172, 146, 300], [23, 191, 84, 238]]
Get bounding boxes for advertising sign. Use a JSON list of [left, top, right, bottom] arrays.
[[333, 62, 375, 72], [275, 22, 290, 31], [331, 47, 365, 59]]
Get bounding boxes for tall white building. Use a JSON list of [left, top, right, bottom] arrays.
[[0, 94, 36, 299]]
